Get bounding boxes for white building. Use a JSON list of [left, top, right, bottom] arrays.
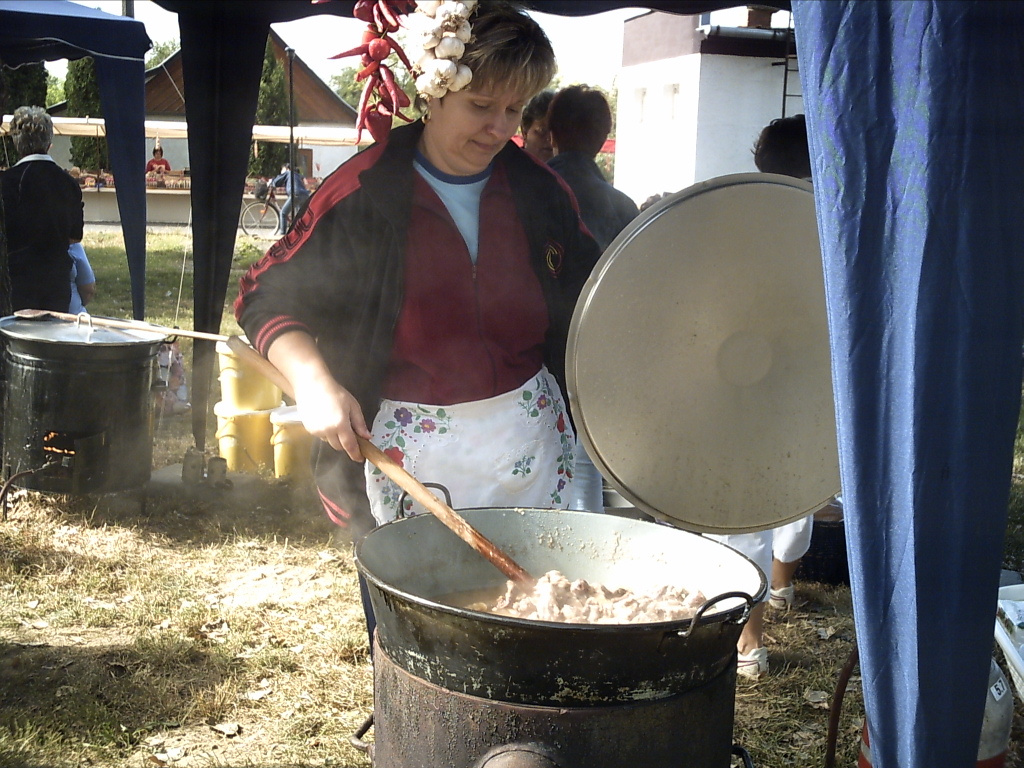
[[614, 8, 802, 205]]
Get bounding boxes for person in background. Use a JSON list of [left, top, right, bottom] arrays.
[[546, 85, 639, 252], [235, 1, 601, 644], [545, 85, 639, 513], [707, 112, 818, 680], [640, 192, 668, 212], [68, 242, 96, 313], [146, 141, 171, 176], [0, 106, 83, 312], [520, 89, 554, 162], [272, 163, 310, 235]]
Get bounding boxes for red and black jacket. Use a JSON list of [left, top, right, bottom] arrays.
[[235, 120, 600, 538]]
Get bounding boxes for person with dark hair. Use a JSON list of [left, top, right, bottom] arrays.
[[752, 113, 811, 179], [146, 140, 171, 176], [520, 89, 554, 161], [545, 85, 639, 512], [547, 85, 639, 252], [0, 106, 83, 311], [271, 163, 309, 235], [236, 1, 601, 640]]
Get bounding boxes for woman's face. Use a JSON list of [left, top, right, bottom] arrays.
[[420, 85, 528, 176], [522, 118, 553, 162]]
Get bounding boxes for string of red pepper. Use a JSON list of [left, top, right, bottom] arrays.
[[318, 0, 418, 143]]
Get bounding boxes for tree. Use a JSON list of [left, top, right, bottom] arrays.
[[331, 62, 418, 124], [46, 72, 64, 108], [65, 56, 108, 172], [248, 40, 289, 179], [146, 39, 180, 70], [0, 61, 47, 164]]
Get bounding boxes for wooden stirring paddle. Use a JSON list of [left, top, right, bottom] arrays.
[[223, 336, 535, 589]]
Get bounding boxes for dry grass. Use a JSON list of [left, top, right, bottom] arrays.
[[1, 229, 1023, 767], [0, 483, 868, 768]]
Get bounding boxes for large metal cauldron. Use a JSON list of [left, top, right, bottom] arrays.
[[1, 316, 165, 493], [356, 508, 765, 767]]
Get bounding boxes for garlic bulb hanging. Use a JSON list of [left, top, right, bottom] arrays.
[[433, 35, 465, 60], [415, 0, 442, 15], [410, 0, 477, 100], [449, 64, 473, 92]]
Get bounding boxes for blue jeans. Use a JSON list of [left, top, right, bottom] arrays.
[[279, 191, 309, 234]]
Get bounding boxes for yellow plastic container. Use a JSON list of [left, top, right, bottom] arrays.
[[214, 400, 275, 472], [216, 338, 282, 412], [270, 405, 313, 480]]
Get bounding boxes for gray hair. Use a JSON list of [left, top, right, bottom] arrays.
[[10, 106, 54, 156]]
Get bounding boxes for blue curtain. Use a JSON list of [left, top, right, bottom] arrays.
[[94, 55, 147, 319], [793, 2, 1024, 765]]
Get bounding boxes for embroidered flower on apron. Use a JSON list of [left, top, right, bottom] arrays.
[[365, 367, 576, 525]]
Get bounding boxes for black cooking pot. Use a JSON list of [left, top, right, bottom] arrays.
[[0, 316, 166, 493], [355, 507, 765, 707]]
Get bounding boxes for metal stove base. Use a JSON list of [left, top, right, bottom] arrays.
[[370, 643, 740, 768]]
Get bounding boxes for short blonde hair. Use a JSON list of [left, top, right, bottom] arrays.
[[10, 106, 53, 156], [460, 2, 556, 101]]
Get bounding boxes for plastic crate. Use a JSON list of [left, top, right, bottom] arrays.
[[795, 516, 850, 585]]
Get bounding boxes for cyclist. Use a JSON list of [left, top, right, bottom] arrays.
[[271, 164, 309, 235]]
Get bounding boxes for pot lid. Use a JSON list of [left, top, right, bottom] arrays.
[[567, 173, 840, 533], [0, 315, 167, 346]]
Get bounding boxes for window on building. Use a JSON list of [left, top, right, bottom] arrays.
[[664, 83, 680, 120]]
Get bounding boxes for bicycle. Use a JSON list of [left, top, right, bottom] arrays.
[[239, 181, 281, 238]]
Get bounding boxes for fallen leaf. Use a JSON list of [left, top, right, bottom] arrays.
[[211, 722, 241, 737], [804, 688, 831, 708], [817, 626, 837, 640], [245, 688, 272, 700], [26, 600, 39, 609]]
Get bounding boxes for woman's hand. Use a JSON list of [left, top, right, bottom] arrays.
[[293, 374, 370, 461], [267, 330, 371, 462]]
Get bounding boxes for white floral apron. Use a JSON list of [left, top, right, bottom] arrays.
[[365, 366, 576, 525]]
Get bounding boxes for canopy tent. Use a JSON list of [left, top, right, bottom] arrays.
[[0, 115, 368, 147], [76, 1, 1024, 766], [0, 0, 151, 318]]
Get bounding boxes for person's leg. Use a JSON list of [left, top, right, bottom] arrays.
[[279, 196, 293, 234], [769, 514, 814, 608], [706, 530, 772, 678]]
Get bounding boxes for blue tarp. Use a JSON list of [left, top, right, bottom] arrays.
[[794, 2, 1024, 765], [0, 0, 150, 318]]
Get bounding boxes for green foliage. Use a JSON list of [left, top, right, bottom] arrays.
[[331, 62, 418, 123], [0, 61, 47, 112], [330, 67, 365, 110], [145, 39, 180, 70], [248, 40, 289, 179], [65, 57, 109, 172], [45, 72, 64, 108], [0, 61, 47, 164]]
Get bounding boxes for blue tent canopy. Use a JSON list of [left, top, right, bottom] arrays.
[[0, 0, 151, 319], [17, 1, 1019, 766]]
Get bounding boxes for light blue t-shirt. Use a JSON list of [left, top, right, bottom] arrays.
[[413, 151, 492, 264], [68, 242, 95, 314]]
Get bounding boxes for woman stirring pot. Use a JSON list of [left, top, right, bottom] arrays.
[[235, 1, 601, 638]]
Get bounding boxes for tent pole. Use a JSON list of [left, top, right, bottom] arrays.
[[286, 46, 295, 234]]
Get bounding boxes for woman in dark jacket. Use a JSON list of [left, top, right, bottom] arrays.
[[0, 106, 84, 312], [236, 1, 601, 553]]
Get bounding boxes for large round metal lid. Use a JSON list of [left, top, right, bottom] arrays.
[[567, 173, 840, 533], [0, 315, 167, 346]]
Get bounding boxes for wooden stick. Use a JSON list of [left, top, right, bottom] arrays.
[[356, 437, 534, 588], [224, 335, 535, 588], [13, 309, 229, 343]]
